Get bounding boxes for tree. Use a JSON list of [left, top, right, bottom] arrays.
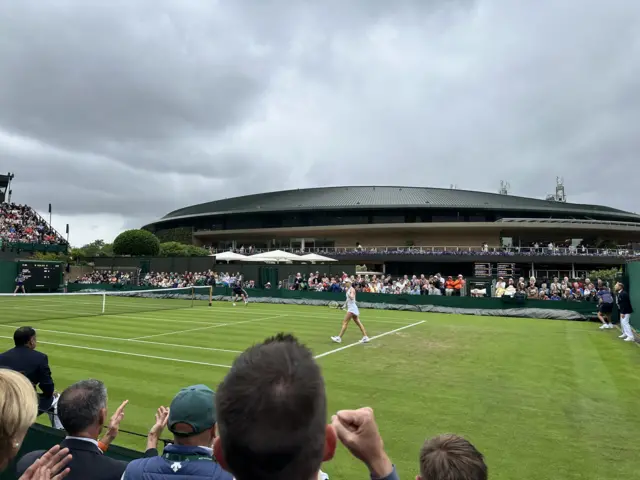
[[159, 241, 188, 257], [588, 267, 622, 288], [31, 252, 69, 262], [113, 229, 160, 256], [159, 242, 211, 257], [69, 240, 114, 259]]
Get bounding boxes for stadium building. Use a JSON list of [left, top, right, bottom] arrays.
[[144, 183, 640, 279]]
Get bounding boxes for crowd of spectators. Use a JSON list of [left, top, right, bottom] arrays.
[[492, 276, 609, 301], [0, 203, 64, 245], [289, 272, 466, 296], [0, 328, 489, 480], [75, 271, 134, 285]]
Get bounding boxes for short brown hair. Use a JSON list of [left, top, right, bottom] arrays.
[[216, 333, 326, 480], [419, 434, 487, 480]]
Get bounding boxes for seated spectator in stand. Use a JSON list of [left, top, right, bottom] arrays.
[[418, 434, 487, 480], [123, 385, 231, 480], [213, 333, 398, 480], [445, 276, 456, 296], [504, 279, 517, 297], [454, 274, 465, 296], [0, 327, 55, 416], [0, 369, 72, 478], [17, 379, 129, 480]]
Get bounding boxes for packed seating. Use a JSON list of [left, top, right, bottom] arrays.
[[0, 203, 65, 245], [75, 271, 134, 285]]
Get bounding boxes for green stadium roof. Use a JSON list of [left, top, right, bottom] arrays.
[[153, 186, 640, 223]]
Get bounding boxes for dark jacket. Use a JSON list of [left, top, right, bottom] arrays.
[[122, 444, 232, 480], [17, 438, 128, 480], [617, 290, 634, 315], [0, 345, 55, 411]]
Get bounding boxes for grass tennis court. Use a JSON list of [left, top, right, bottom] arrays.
[[1, 296, 639, 480]]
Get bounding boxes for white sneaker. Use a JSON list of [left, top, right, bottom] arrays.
[[619, 333, 627, 338], [361, 336, 370, 343], [331, 336, 342, 344], [608, 324, 615, 329], [599, 324, 608, 330], [624, 336, 635, 342]]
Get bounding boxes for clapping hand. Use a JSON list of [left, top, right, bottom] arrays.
[[102, 399, 129, 446], [146, 406, 169, 451], [149, 406, 169, 438], [19, 445, 71, 480]]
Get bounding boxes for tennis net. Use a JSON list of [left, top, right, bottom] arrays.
[[0, 286, 213, 324]]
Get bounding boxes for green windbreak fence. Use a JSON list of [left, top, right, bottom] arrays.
[[0, 424, 142, 480], [628, 260, 640, 330]]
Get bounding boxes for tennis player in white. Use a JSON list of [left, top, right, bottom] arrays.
[[331, 280, 369, 344]]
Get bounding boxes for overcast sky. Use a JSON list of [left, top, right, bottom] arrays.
[[1, 0, 639, 246]]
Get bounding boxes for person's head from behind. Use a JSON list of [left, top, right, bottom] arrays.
[[418, 434, 487, 480], [14, 327, 37, 349], [0, 369, 38, 471], [167, 385, 217, 447], [58, 379, 108, 439], [214, 333, 335, 480]]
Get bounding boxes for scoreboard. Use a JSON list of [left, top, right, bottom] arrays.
[[17, 262, 62, 291]]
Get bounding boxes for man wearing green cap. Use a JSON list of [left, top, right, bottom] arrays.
[[121, 384, 232, 480]]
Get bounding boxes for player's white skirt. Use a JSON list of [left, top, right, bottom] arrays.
[[347, 305, 360, 316]]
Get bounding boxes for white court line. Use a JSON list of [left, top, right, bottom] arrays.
[[0, 335, 232, 369], [314, 320, 426, 359], [0, 324, 241, 353], [131, 314, 287, 340]]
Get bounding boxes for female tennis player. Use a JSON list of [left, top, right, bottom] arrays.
[[331, 280, 369, 344]]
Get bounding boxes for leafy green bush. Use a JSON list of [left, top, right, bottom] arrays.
[[113, 229, 160, 256], [159, 242, 210, 257], [588, 267, 622, 288]]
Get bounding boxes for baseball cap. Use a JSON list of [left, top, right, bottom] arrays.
[[168, 384, 216, 437]]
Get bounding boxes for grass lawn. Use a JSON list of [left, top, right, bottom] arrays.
[[1, 295, 639, 480]]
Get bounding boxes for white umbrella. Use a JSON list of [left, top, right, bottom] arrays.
[[214, 251, 250, 262], [247, 250, 304, 262], [300, 253, 337, 262]]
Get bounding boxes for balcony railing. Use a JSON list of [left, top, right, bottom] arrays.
[[220, 246, 640, 258]]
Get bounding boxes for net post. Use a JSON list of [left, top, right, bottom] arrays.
[[101, 292, 106, 314], [208, 285, 212, 307], [191, 287, 195, 307]]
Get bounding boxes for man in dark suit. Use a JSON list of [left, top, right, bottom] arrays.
[[17, 379, 130, 480], [615, 282, 635, 342], [0, 326, 55, 413]]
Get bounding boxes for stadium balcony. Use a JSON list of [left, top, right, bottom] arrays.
[[225, 245, 639, 258]]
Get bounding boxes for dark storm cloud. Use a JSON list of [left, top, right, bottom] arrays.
[[1, 0, 639, 244]]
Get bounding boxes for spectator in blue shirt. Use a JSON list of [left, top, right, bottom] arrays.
[[123, 385, 232, 480]]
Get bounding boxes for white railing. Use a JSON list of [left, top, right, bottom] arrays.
[[216, 246, 640, 257]]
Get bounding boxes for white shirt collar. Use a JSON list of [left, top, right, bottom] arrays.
[[65, 436, 101, 450]]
